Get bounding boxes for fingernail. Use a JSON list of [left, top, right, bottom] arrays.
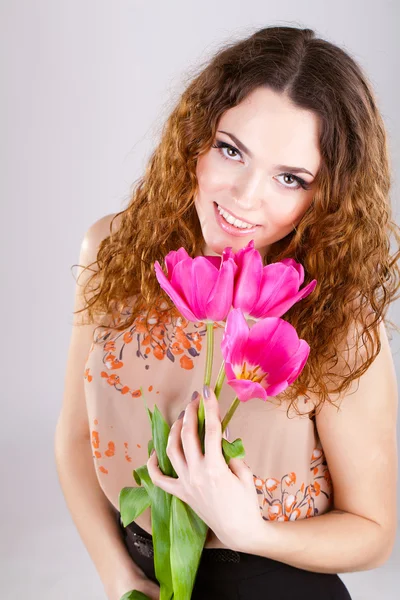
[[178, 410, 185, 419], [150, 448, 155, 456], [203, 384, 211, 400], [191, 391, 199, 402]]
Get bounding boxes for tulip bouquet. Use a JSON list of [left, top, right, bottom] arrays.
[[119, 240, 317, 600]]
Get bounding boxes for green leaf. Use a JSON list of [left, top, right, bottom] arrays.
[[135, 394, 175, 598], [120, 590, 151, 600], [197, 395, 206, 455], [119, 486, 151, 526], [221, 437, 246, 464], [140, 386, 154, 430], [147, 438, 154, 457], [169, 495, 209, 600], [152, 404, 176, 477], [132, 468, 142, 487], [133, 464, 174, 600], [149, 405, 180, 599]]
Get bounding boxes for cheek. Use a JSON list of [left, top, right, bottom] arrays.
[[267, 195, 312, 228], [196, 154, 230, 194]]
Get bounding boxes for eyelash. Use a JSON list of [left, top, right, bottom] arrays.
[[211, 140, 312, 191]]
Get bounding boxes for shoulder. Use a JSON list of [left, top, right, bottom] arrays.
[[73, 212, 124, 325], [80, 212, 123, 259]]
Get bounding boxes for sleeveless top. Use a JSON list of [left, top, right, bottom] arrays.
[[83, 294, 334, 545]]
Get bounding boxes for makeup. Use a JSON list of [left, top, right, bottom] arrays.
[[213, 202, 260, 237]]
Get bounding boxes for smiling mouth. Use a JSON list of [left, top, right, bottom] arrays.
[[213, 202, 261, 238], [214, 202, 260, 228]]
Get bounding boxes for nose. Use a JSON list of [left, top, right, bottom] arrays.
[[231, 170, 265, 211]]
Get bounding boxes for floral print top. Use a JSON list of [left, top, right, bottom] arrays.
[[84, 295, 333, 527]]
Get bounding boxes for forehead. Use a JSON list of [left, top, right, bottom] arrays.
[[218, 87, 321, 169]]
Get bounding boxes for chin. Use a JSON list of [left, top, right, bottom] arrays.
[[201, 238, 226, 257]]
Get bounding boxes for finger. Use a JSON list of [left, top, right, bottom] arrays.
[[228, 456, 254, 482], [147, 449, 182, 497], [202, 385, 226, 467], [222, 425, 230, 441], [166, 414, 189, 477], [180, 394, 204, 471]]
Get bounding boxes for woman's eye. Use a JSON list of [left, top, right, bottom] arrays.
[[211, 141, 242, 161], [211, 141, 311, 191], [276, 174, 311, 191], [276, 174, 301, 190]]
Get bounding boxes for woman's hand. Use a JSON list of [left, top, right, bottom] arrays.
[[146, 386, 262, 551], [111, 571, 160, 600]]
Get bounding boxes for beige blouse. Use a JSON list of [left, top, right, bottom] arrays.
[[84, 294, 334, 548]]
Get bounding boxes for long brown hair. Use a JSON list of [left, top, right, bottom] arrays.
[[73, 25, 400, 417]]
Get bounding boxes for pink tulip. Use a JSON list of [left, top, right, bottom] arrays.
[[221, 308, 310, 402], [154, 247, 237, 322], [233, 240, 317, 319]]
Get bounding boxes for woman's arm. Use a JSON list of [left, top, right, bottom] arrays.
[[245, 507, 389, 573], [54, 431, 157, 599], [240, 320, 398, 574], [55, 215, 160, 600]]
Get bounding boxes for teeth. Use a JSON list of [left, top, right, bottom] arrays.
[[217, 204, 254, 229]]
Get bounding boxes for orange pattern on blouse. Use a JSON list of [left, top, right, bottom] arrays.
[[83, 295, 333, 522]]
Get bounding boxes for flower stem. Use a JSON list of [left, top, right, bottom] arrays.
[[204, 322, 214, 386], [214, 360, 226, 400], [221, 396, 240, 435], [198, 321, 214, 450]]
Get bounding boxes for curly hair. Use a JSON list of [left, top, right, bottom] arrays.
[[73, 25, 400, 418]]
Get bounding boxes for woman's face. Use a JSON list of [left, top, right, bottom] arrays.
[[193, 86, 321, 259]]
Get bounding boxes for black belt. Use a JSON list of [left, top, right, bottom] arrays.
[[120, 515, 242, 563]]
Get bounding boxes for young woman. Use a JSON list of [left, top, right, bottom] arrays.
[[55, 25, 399, 600]]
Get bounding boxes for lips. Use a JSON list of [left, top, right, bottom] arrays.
[[213, 202, 261, 238], [215, 202, 259, 227]]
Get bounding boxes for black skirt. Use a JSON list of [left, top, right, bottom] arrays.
[[112, 504, 352, 599]]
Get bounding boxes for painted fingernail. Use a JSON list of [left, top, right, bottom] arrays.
[[178, 410, 185, 419], [191, 391, 199, 402], [203, 384, 211, 400]]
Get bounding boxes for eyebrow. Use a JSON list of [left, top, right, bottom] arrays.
[[217, 130, 315, 177]]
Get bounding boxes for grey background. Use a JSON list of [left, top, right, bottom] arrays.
[[1, 1, 399, 598]]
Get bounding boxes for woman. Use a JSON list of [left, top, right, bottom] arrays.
[[55, 25, 399, 600]]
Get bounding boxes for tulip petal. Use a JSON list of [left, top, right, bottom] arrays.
[[205, 258, 237, 321], [165, 248, 191, 280], [221, 308, 249, 366], [225, 375, 269, 402], [276, 339, 310, 385], [251, 256, 316, 319], [264, 280, 317, 318], [226, 361, 294, 400], [154, 261, 199, 321], [170, 258, 205, 313], [250, 264, 297, 318], [189, 257, 221, 318], [243, 317, 295, 371], [280, 258, 305, 285], [264, 379, 292, 396], [222, 246, 235, 261], [204, 255, 222, 269], [233, 244, 263, 313], [243, 318, 310, 390], [155, 246, 239, 323]]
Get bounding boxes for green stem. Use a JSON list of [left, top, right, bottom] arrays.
[[221, 396, 240, 435], [204, 322, 214, 386], [198, 321, 214, 451], [214, 360, 226, 400]]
